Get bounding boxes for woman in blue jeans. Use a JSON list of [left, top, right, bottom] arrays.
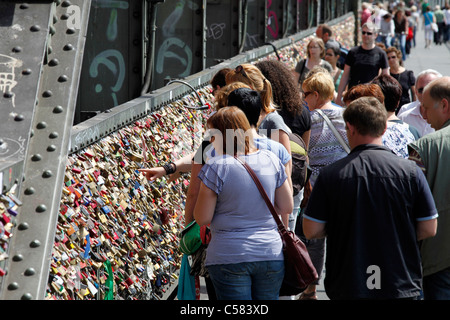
[[194, 107, 293, 300], [393, 9, 408, 61]]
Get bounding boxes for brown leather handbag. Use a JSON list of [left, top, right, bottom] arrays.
[[235, 156, 318, 296]]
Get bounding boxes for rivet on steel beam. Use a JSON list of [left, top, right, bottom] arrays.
[[48, 58, 59, 66], [63, 44, 74, 51], [14, 114, 24, 122], [61, 1, 72, 7], [43, 90, 53, 97], [22, 69, 32, 75], [24, 188, 35, 195], [24, 268, 36, 276], [66, 28, 76, 35], [3, 91, 13, 98], [30, 25, 41, 32], [18, 222, 30, 230], [30, 240, 41, 248], [58, 75, 68, 82], [12, 46, 22, 53], [37, 122, 47, 129], [61, 13, 69, 20], [42, 170, 53, 178], [47, 145, 57, 152], [36, 205, 47, 213], [31, 154, 42, 161], [19, 4, 29, 9], [7, 282, 19, 290], [53, 105, 64, 113], [49, 132, 59, 139], [49, 26, 56, 35], [21, 293, 33, 300], [12, 254, 24, 262]]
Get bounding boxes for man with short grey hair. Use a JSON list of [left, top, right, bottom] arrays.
[[408, 76, 450, 300], [398, 69, 442, 137]]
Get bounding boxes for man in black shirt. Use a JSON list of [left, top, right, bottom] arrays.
[[336, 22, 389, 106], [303, 96, 438, 300]]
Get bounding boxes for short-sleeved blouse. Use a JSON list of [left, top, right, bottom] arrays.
[[198, 150, 287, 266], [308, 107, 349, 186]]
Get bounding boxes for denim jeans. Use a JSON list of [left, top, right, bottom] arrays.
[[207, 260, 284, 300], [393, 33, 407, 60], [423, 266, 450, 300], [376, 35, 392, 49], [288, 189, 303, 231]]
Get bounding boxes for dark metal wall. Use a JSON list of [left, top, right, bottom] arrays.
[[74, 0, 354, 124], [74, 0, 143, 124]]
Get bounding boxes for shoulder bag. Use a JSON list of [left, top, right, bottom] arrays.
[[297, 59, 307, 87], [234, 156, 318, 296], [425, 12, 438, 32], [315, 109, 351, 154]]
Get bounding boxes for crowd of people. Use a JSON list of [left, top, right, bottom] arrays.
[[366, 1, 450, 57], [139, 1, 450, 301]]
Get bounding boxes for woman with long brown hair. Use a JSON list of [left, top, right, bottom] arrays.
[[194, 106, 293, 300]]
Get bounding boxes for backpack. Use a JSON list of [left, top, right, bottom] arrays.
[[289, 132, 309, 196]]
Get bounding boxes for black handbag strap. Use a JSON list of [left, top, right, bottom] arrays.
[[234, 156, 288, 235], [297, 59, 306, 84]]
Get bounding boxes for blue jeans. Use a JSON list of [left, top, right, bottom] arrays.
[[207, 260, 284, 300], [288, 189, 303, 231], [376, 34, 392, 49], [393, 33, 407, 60], [423, 266, 450, 300]]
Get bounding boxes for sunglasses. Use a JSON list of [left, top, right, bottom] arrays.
[[418, 87, 425, 94], [362, 31, 373, 36], [387, 56, 397, 60], [235, 65, 249, 79]]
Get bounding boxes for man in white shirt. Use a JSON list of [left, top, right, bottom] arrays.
[[398, 69, 442, 137]]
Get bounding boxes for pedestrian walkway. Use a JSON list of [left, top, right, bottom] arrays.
[[404, 27, 450, 76]]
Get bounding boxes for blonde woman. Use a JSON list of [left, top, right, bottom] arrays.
[[226, 64, 292, 175], [299, 71, 349, 300], [293, 37, 333, 89]]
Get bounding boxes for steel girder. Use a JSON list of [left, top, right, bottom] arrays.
[[0, 0, 91, 300]]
